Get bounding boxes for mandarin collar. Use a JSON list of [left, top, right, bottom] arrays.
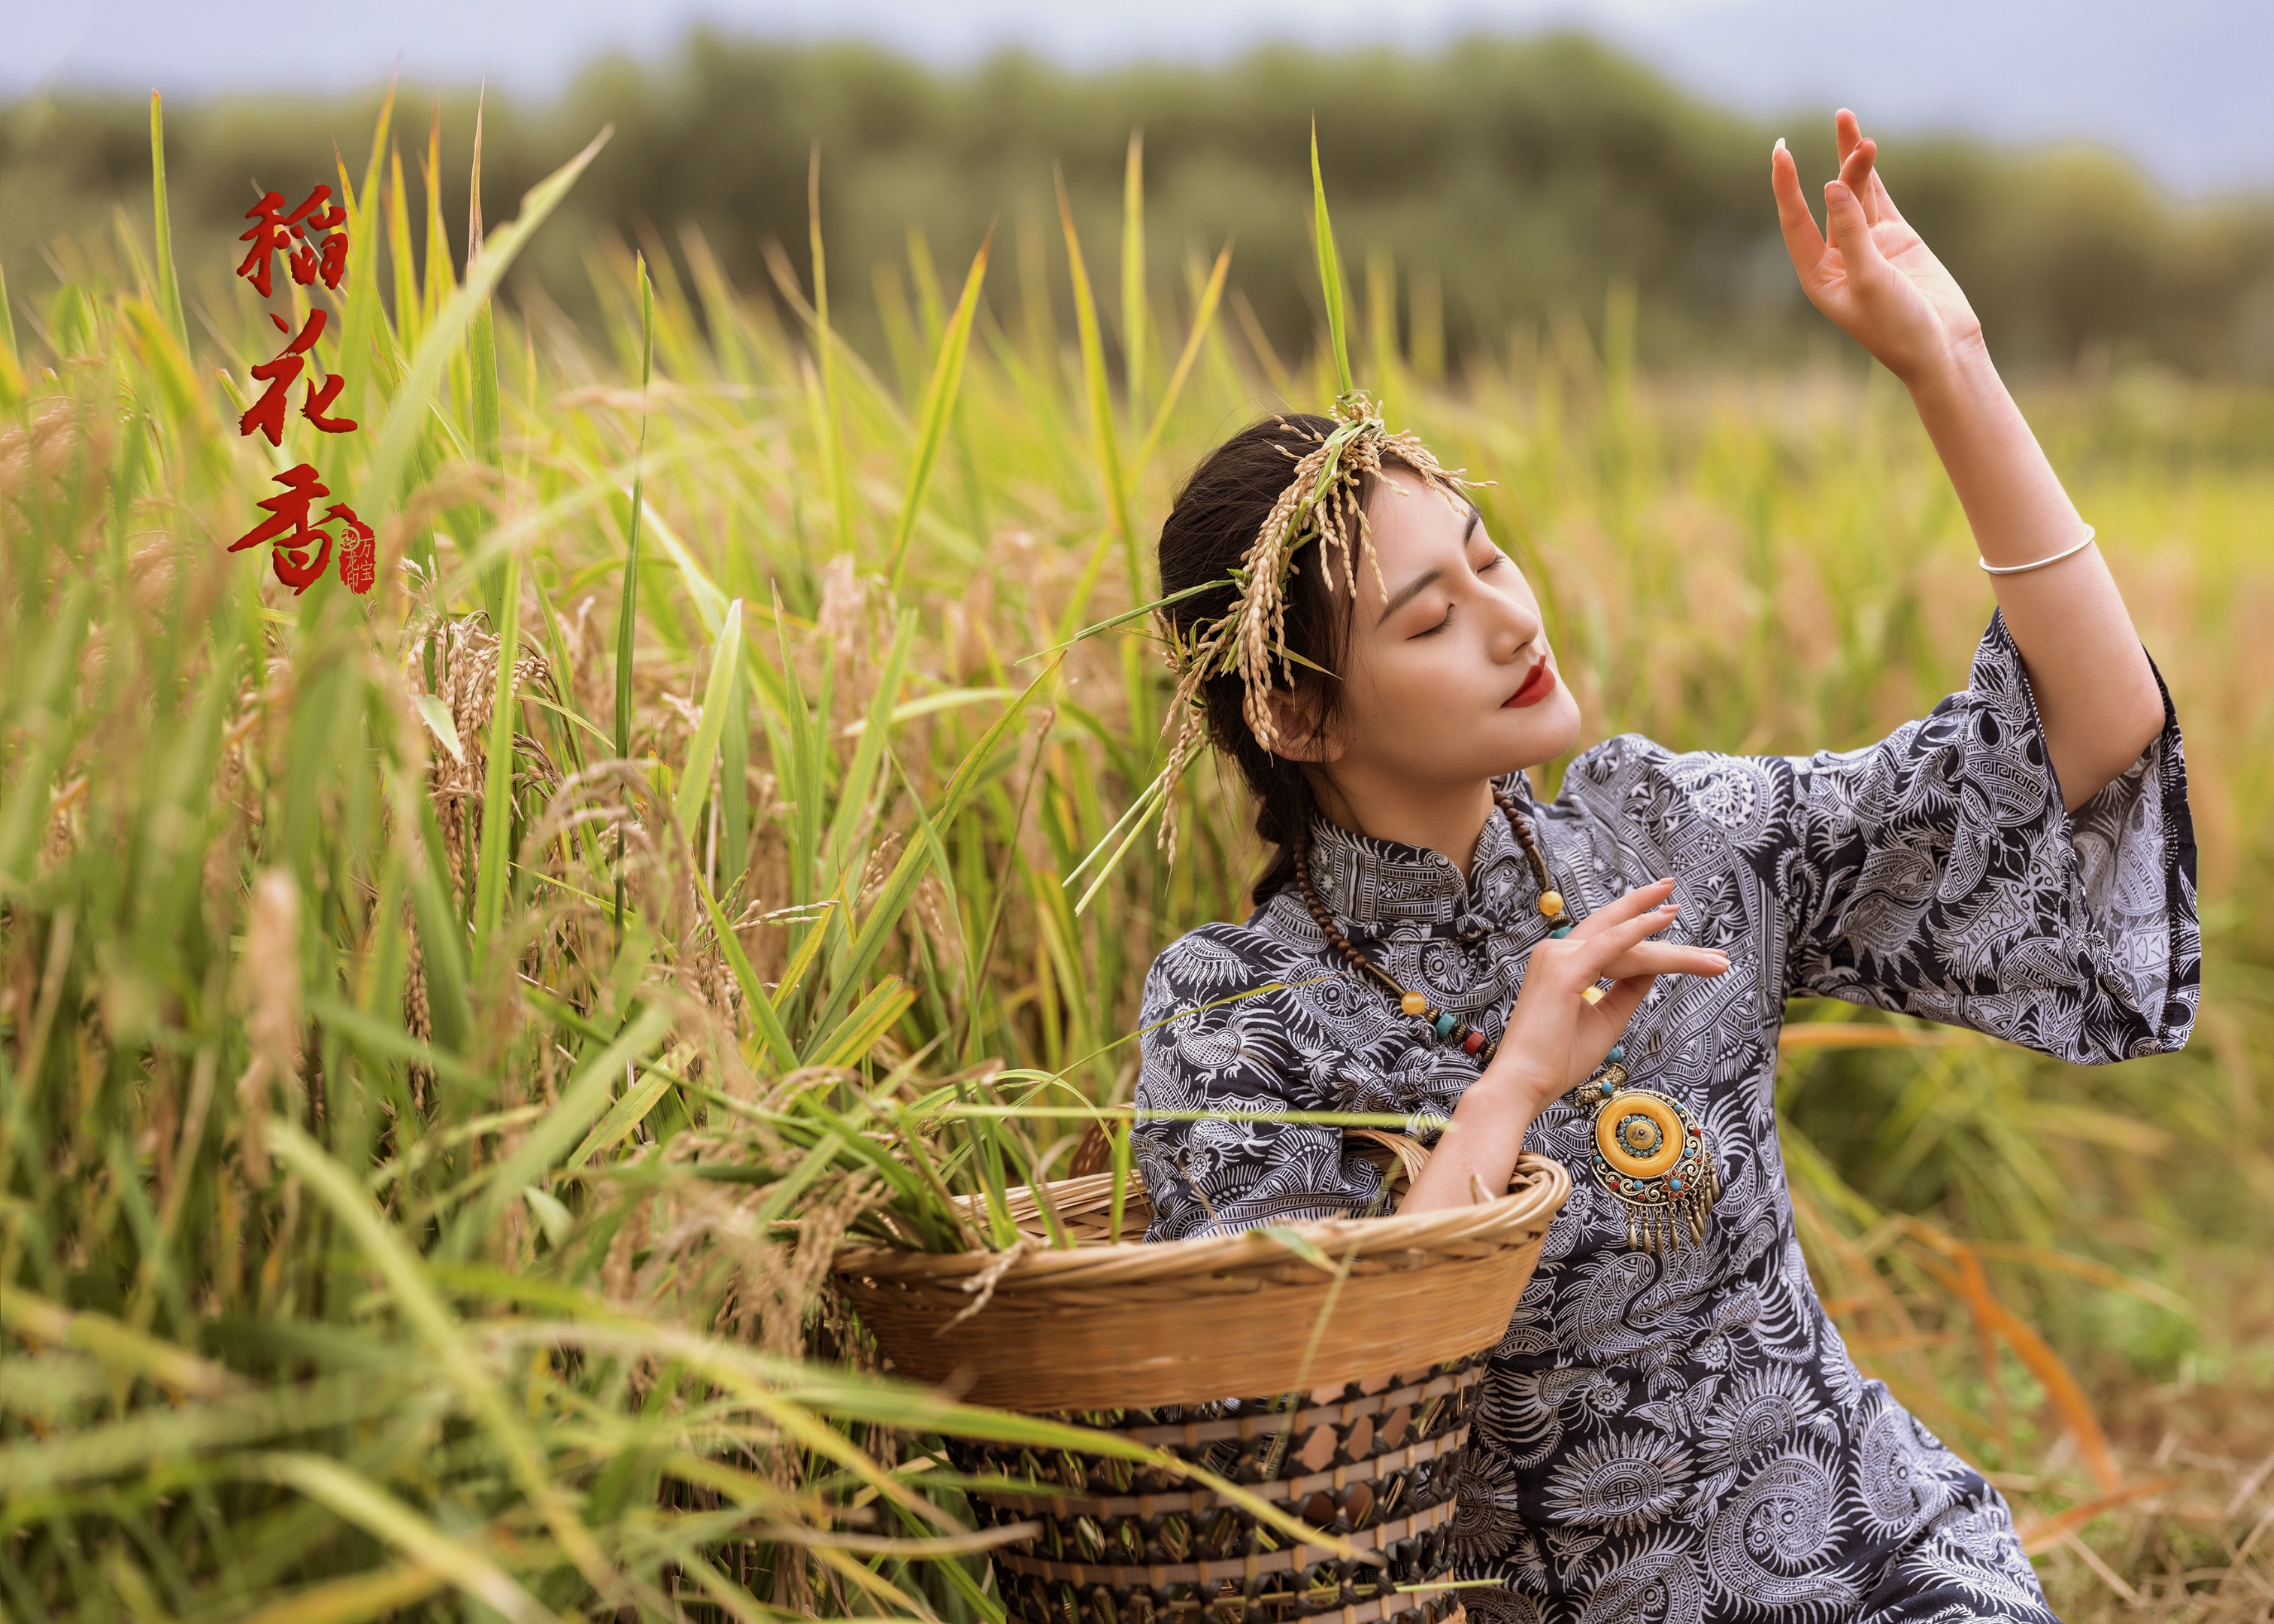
[[1302, 776, 1545, 932]]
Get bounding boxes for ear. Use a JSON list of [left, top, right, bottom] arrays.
[[1260, 687, 1344, 764]]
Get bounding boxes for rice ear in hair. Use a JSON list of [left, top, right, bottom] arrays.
[[1151, 392, 1481, 864]]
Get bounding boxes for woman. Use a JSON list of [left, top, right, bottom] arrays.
[[1131, 113, 2197, 1621]]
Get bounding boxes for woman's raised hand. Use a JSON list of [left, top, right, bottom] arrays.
[[1772, 110, 1984, 389], [1484, 877, 1729, 1110]]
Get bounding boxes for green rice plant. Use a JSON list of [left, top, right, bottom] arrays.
[[2, 92, 2270, 1618]]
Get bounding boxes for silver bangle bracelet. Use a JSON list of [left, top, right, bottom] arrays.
[[1979, 525, 2096, 576]]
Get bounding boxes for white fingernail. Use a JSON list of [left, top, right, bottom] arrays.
[[1775, 138, 1787, 153]]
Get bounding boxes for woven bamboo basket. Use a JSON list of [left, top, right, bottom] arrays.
[[833, 1140, 1569, 1624]]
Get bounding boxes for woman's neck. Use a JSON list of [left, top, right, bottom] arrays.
[[1309, 774, 1502, 884]]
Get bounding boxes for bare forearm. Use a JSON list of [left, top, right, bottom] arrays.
[[1769, 115, 2162, 805], [1907, 338, 2163, 807], [1399, 1074, 1542, 1213]]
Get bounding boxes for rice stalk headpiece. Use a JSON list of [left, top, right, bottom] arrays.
[[1064, 123, 1483, 909], [1150, 391, 1479, 863]]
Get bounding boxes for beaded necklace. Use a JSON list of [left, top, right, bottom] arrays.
[[1292, 787, 1724, 1253], [1294, 789, 1565, 1065]]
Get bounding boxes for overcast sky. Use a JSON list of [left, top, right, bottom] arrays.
[[8, 0, 2268, 195]]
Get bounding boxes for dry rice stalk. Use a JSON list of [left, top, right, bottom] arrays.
[[814, 553, 894, 732], [407, 614, 558, 913], [402, 901, 432, 1110], [232, 869, 301, 1186], [763, 1169, 880, 1359]]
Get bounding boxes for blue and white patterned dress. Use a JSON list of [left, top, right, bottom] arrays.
[[1132, 614, 2198, 1623]]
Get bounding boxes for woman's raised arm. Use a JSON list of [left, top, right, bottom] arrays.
[[1771, 111, 2166, 809]]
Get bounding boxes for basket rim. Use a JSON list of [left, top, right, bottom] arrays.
[[835, 1151, 1570, 1288]]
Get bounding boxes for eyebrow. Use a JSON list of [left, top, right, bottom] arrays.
[[1375, 511, 1487, 626], [1378, 568, 1441, 624]]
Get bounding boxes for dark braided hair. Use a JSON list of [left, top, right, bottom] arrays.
[[1156, 414, 1421, 901]]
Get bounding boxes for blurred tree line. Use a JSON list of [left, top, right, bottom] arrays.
[[5, 29, 2272, 377]]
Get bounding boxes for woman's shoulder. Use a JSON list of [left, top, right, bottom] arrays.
[[1542, 734, 1802, 862], [1554, 732, 1796, 804], [1143, 914, 1302, 1001]]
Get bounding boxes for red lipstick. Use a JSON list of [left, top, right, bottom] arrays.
[[1505, 657, 1556, 708]]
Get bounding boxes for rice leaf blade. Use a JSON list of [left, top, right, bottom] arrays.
[[1310, 121, 1354, 397], [1054, 167, 1135, 582], [887, 229, 990, 591], [672, 599, 746, 838], [360, 125, 611, 522], [1121, 131, 1146, 423], [1131, 239, 1231, 479], [614, 251, 655, 930], [147, 93, 186, 353], [471, 548, 521, 965]]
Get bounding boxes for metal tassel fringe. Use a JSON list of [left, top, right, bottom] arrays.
[[1627, 1162, 1722, 1256]]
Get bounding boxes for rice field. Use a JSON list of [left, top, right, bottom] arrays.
[[2, 94, 2272, 1620]]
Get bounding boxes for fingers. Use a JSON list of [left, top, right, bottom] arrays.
[[1578, 903, 1687, 973], [1822, 178, 1883, 278], [1585, 973, 1655, 1035], [1770, 138, 1827, 277], [1536, 895, 1689, 993], [1839, 136, 1881, 226], [1836, 114, 1906, 224], [1515, 882, 1730, 1064], [1565, 876, 1675, 940], [1835, 109, 1898, 221], [1856, 132, 1904, 224], [1598, 942, 1732, 982]]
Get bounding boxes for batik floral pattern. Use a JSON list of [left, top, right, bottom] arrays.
[[1134, 614, 2197, 1621]]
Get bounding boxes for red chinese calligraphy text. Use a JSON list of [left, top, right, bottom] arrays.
[[232, 463, 338, 592], [238, 185, 348, 298], [238, 309, 357, 445]]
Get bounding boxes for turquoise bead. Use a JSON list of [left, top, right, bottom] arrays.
[[1608, 1045, 1626, 1063], [1551, 924, 1572, 939], [1434, 1011, 1458, 1038]]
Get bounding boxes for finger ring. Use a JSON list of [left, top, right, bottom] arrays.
[[1580, 986, 1605, 1006]]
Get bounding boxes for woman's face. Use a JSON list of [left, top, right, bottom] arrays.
[[1288, 466, 1581, 795]]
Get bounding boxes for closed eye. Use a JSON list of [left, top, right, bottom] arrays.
[[1410, 555, 1502, 638]]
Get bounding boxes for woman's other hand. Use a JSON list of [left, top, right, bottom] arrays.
[[1398, 879, 1728, 1215], [1486, 877, 1730, 1113], [1772, 110, 1982, 388]]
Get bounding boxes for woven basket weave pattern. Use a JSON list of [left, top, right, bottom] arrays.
[[835, 1153, 1570, 1411], [835, 1150, 1570, 1624], [949, 1362, 1481, 1624]]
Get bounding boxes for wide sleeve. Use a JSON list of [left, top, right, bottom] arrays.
[[1131, 926, 1384, 1241], [1778, 611, 2198, 1062]]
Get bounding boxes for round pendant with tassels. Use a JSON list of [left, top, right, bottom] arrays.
[[1584, 1080, 1720, 1255]]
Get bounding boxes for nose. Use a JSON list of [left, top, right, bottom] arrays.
[[1486, 583, 1542, 660]]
